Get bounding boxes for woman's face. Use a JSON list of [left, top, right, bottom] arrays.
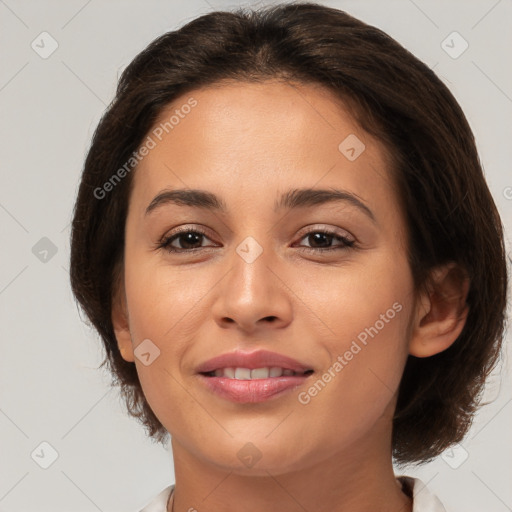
[[115, 80, 418, 474]]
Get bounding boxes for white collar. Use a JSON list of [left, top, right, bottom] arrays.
[[140, 476, 446, 512], [396, 476, 447, 512]]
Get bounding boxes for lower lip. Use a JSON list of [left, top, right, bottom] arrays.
[[198, 374, 312, 403]]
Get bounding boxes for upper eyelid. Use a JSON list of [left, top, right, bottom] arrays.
[[163, 224, 351, 238], [295, 224, 353, 240]]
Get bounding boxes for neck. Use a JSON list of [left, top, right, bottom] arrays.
[[167, 419, 412, 512]]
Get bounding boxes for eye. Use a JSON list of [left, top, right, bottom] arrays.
[[156, 227, 356, 254], [295, 229, 356, 252], [157, 228, 216, 252]]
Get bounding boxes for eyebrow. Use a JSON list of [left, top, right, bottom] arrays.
[[145, 187, 376, 223]]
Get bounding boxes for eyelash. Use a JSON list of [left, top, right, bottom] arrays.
[[156, 227, 356, 254]]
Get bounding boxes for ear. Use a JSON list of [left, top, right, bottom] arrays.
[[409, 262, 470, 358], [111, 275, 135, 363]]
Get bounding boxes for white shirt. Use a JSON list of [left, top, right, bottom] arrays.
[[139, 476, 446, 511]]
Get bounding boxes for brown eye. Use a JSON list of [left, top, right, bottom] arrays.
[[157, 228, 355, 254], [296, 230, 355, 251], [159, 229, 216, 252]]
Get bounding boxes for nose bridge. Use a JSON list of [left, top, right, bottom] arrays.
[[212, 232, 292, 330], [229, 234, 275, 303]]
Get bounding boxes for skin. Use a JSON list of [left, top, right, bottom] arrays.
[[112, 80, 469, 512]]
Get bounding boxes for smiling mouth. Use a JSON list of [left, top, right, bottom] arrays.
[[201, 367, 315, 379]]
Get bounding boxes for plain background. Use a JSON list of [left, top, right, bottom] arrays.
[[0, 0, 511, 511]]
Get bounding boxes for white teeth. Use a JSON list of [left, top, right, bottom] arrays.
[[234, 368, 252, 380], [223, 367, 236, 378], [269, 366, 283, 377], [251, 367, 270, 379], [209, 367, 304, 379]]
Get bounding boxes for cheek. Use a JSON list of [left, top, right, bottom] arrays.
[[121, 254, 220, 408], [124, 254, 214, 343], [294, 303, 411, 454], [121, 259, 201, 429], [293, 253, 413, 419], [295, 246, 412, 346]]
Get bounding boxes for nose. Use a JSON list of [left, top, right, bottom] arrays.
[[211, 240, 293, 334]]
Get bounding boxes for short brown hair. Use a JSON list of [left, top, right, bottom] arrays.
[[70, 2, 508, 465]]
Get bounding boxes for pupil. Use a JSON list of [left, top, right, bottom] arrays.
[[181, 232, 201, 249], [310, 233, 331, 247]]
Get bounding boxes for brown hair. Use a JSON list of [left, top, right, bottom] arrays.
[[70, 2, 509, 465]]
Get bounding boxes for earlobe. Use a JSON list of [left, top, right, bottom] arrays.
[[409, 263, 470, 358], [111, 279, 135, 363]]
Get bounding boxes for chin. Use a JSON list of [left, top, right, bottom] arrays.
[[200, 441, 312, 477]]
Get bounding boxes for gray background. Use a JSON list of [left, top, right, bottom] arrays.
[[0, 0, 511, 511]]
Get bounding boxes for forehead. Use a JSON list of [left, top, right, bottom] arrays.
[[130, 80, 398, 219]]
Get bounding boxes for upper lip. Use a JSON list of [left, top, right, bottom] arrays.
[[196, 349, 313, 374]]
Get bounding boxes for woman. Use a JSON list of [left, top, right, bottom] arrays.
[[69, 3, 508, 511]]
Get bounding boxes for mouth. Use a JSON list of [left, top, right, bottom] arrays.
[[195, 350, 315, 403], [201, 367, 315, 379]]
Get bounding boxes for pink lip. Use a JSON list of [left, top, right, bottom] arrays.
[[195, 349, 314, 403], [195, 349, 313, 374], [198, 374, 312, 403]]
